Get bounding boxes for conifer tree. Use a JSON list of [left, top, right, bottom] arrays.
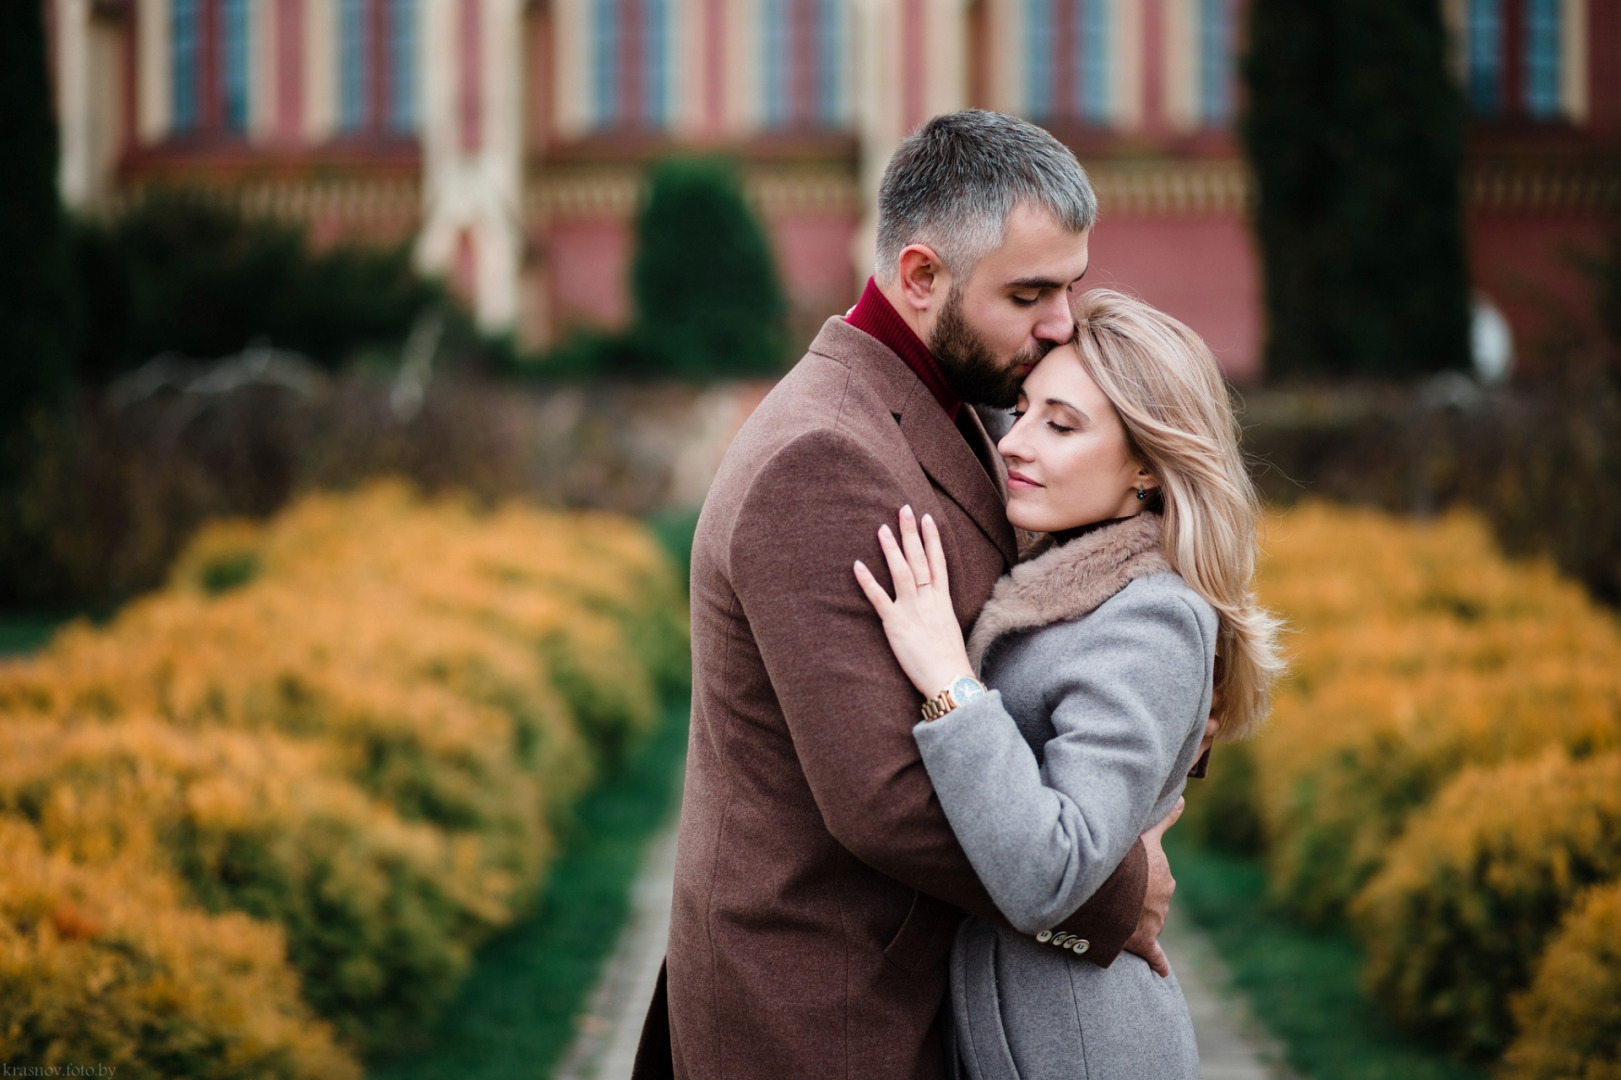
[[0, 0, 78, 448], [630, 157, 789, 377], [1241, 0, 1472, 378]]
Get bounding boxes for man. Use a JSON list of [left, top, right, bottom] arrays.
[[636, 110, 1180, 1080]]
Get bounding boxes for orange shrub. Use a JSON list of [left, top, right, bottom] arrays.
[[1250, 502, 1621, 923], [0, 715, 518, 1050], [0, 816, 360, 1079], [1350, 750, 1621, 1059], [0, 481, 689, 1062], [1501, 878, 1621, 1080]]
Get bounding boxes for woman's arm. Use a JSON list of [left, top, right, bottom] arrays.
[[854, 508, 1212, 935], [912, 585, 1211, 933]]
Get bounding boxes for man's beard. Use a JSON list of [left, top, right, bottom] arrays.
[[928, 286, 1053, 410]]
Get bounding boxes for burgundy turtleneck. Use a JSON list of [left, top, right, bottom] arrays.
[[844, 277, 963, 422]]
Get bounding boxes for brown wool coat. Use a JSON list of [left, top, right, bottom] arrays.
[[637, 318, 1149, 1080]]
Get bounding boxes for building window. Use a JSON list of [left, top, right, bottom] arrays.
[[590, 0, 676, 128], [338, 0, 420, 136], [1466, 0, 1503, 114], [1025, 0, 1109, 124], [763, 0, 844, 127], [171, 0, 251, 134], [1198, 0, 1233, 125], [388, 0, 418, 133], [172, 0, 201, 130], [1523, 0, 1561, 118], [1463, 0, 1565, 120]]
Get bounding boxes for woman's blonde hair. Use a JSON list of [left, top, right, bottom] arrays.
[[1069, 289, 1284, 739]]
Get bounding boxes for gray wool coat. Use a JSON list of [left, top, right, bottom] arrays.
[[914, 511, 1216, 1080]]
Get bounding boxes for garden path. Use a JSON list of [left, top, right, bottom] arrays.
[[555, 806, 1297, 1080]]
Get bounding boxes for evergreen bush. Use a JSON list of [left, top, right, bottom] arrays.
[[74, 193, 447, 378], [1241, 0, 1471, 378], [541, 156, 790, 380], [630, 157, 789, 378]]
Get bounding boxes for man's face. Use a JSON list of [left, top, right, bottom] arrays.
[[927, 204, 1091, 409]]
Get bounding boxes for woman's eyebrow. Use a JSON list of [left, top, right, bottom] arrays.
[[1046, 397, 1089, 421]]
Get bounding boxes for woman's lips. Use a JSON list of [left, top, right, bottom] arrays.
[[1006, 470, 1042, 489]]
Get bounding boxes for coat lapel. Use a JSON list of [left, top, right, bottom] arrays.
[[807, 317, 1019, 567], [897, 402, 1019, 567]]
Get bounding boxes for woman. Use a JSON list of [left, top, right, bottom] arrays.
[[853, 290, 1282, 1080]]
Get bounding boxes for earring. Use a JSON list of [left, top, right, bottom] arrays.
[[1136, 486, 1148, 501]]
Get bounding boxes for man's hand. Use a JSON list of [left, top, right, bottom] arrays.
[[1123, 797, 1183, 977]]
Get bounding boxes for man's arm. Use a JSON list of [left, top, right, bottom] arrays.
[[728, 430, 1152, 964]]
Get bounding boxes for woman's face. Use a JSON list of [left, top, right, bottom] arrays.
[[997, 343, 1154, 535]]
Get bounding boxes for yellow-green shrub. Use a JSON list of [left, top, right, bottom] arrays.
[[1250, 502, 1621, 923], [1351, 750, 1621, 1059], [1501, 879, 1621, 1080], [0, 816, 360, 1079]]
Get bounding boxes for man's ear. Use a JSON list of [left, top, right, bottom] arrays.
[[896, 245, 948, 314]]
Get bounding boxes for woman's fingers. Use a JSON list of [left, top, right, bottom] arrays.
[[877, 524, 915, 596], [920, 513, 949, 593], [852, 559, 893, 615], [897, 506, 932, 586]]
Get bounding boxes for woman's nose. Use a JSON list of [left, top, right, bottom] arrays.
[[998, 418, 1029, 461]]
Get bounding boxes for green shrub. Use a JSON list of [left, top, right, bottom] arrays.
[[539, 156, 790, 380], [1501, 878, 1621, 1080], [1350, 750, 1621, 1060], [73, 193, 448, 379]]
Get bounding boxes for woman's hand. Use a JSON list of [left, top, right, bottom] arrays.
[[853, 505, 977, 700]]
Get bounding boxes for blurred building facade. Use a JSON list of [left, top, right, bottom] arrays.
[[49, 0, 1621, 378]]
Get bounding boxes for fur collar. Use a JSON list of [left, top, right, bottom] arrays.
[[966, 512, 1171, 672]]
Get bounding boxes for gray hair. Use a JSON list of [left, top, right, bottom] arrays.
[[875, 110, 1097, 284]]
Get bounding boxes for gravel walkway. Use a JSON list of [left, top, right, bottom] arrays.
[[557, 813, 1296, 1080]]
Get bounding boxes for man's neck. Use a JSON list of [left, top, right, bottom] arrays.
[[844, 277, 962, 422], [876, 278, 932, 343]]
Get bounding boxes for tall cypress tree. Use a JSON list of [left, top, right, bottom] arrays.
[[0, 0, 77, 450], [1241, 0, 1472, 379], [630, 157, 789, 378]]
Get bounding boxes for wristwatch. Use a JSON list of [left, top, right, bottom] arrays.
[[920, 675, 988, 721]]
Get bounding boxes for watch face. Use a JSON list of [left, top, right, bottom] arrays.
[[950, 676, 987, 704]]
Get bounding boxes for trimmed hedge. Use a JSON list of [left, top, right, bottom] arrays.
[[1248, 503, 1621, 924], [0, 816, 358, 1079], [1179, 499, 1621, 1073], [1501, 879, 1621, 1080], [1351, 751, 1621, 1060], [0, 482, 688, 1065]]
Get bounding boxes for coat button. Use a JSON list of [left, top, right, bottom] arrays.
[[1071, 939, 1089, 954], [1035, 930, 1053, 943]]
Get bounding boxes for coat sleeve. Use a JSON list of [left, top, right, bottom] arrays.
[[912, 580, 1213, 935], [728, 428, 1148, 963]]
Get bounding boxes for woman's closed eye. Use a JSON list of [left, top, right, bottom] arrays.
[[1046, 420, 1075, 434]]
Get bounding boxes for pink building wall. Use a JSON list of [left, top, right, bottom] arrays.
[[1083, 213, 1263, 380]]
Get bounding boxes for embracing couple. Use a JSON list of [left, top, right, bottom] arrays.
[[634, 109, 1283, 1080]]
